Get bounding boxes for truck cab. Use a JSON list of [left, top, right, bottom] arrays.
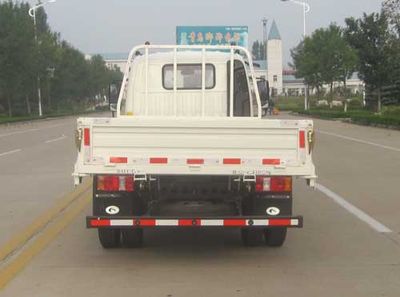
[[118, 51, 257, 117]]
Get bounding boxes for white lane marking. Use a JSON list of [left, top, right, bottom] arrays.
[[45, 135, 67, 144], [316, 183, 392, 233], [0, 123, 70, 138], [317, 130, 400, 152], [0, 149, 22, 157]]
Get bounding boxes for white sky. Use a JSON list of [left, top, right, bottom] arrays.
[[29, 0, 382, 66]]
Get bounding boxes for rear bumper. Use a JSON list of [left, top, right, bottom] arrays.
[[86, 216, 303, 228]]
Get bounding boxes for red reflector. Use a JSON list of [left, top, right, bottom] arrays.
[[262, 159, 281, 165], [90, 219, 110, 227], [224, 219, 246, 226], [187, 159, 204, 165], [269, 219, 291, 226], [139, 219, 156, 226], [110, 157, 128, 164], [150, 157, 168, 164], [299, 130, 305, 148], [223, 158, 241, 165], [84, 128, 90, 146], [179, 219, 201, 226]]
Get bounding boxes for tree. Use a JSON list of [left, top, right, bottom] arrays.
[[345, 13, 393, 112], [0, 1, 122, 117], [251, 40, 266, 60], [259, 42, 266, 60], [290, 39, 324, 96], [383, 0, 400, 34], [88, 55, 110, 99], [382, 0, 400, 106], [290, 24, 357, 100], [332, 26, 357, 98], [0, 1, 36, 116], [252, 40, 259, 60], [313, 25, 342, 97]]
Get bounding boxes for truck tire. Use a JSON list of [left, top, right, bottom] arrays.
[[98, 229, 120, 248], [264, 228, 287, 247], [240, 195, 264, 246], [241, 195, 264, 246], [241, 229, 264, 246], [121, 229, 143, 248]]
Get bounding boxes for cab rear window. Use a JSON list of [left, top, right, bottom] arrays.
[[162, 64, 215, 90]]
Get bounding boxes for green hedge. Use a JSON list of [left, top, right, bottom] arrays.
[[275, 97, 303, 111], [0, 108, 108, 124], [350, 114, 400, 127], [295, 109, 400, 128], [297, 109, 369, 118], [0, 115, 40, 124]]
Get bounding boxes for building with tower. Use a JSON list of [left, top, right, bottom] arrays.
[[267, 20, 283, 96]]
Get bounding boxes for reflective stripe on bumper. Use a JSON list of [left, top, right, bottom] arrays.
[[87, 216, 303, 228]]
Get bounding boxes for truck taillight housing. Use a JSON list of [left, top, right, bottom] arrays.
[[83, 128, 90, 146], [255, 176, 292, 193], [96, 175, 135, 192]]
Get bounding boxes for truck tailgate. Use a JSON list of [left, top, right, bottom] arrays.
[[74, 117, 316, 184]]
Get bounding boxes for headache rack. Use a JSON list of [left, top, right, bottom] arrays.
[[116, 44, 262, 118]]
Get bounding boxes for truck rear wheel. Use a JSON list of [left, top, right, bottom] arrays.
[[241, 195, 264, 246], [121, 229, 143, 248], [98, 229, 120, 248], [241, 229, 264, 246], [264, 228, 287, 247]]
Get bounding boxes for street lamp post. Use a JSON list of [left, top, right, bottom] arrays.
[[281, 0, 311, 110], [28, 0, 56, 117]]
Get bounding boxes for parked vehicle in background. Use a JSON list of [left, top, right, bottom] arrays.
[[73, 44, 317, 248]]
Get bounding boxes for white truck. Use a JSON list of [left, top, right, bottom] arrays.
[[73, 44, 316, 248]]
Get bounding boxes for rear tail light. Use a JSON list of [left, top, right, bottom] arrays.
[[299, 130, 305, 149], [83, 128, 90, 146], [255, 176, 292, 193], [96, 175, 135, 192], [271, 176, 292, 192]]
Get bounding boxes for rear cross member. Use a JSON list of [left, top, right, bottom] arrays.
[[87, 216, 303, 228]]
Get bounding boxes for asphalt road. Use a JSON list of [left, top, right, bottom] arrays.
[[0, 116, 79, 247], [1, 113, 400, 296]]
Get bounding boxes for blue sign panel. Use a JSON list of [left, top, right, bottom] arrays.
[[176, 26, 249, 48]]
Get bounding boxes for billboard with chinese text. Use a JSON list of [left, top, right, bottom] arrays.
[[176, 26, 249, 48]]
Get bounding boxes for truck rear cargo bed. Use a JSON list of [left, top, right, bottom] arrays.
[[74, 116, 316, 185]]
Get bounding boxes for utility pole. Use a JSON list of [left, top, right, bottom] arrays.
[[262, 18, 268, 60], [280, 0, 311, 110], [28, 0, 56, 117], [262, 18, 268, 42]]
